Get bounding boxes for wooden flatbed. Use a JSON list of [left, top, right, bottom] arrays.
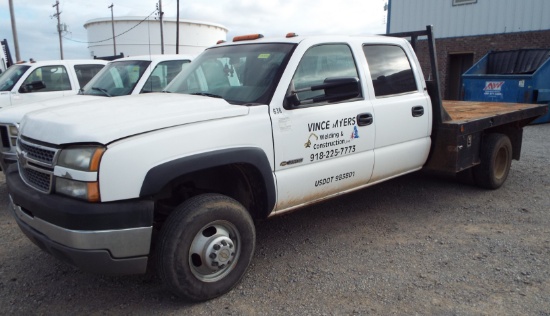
[[443, 100, 548, 123], [426, 100, 547, 174], [392, 26, 548, 182]]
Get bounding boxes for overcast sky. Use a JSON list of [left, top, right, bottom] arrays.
[[1, 0, 388, 61]]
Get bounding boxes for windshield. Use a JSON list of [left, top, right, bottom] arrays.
[[0, 65, 31, 91], [166, 43, 295, 105], [80, 60, 151, 96]]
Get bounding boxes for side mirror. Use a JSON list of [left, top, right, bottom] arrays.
[[19, 80, 46, 93], [285, 77, 360, 108], [311, 77, 360, 102], [285, 92, 301, 107]]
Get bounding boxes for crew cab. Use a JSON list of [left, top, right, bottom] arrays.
[[0, 59, 107, 107], [6, 27, 546, 301], [0, 54, 195, 170]]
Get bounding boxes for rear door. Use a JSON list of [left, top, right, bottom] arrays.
[[362, 44, 431, 183], [270, 42, 376, 212]]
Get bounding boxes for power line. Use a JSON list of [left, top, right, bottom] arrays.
[[62, 10, 157, 44]]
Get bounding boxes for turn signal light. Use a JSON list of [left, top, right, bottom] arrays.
[[87, 182, 100, 202], [89, 148, 105, 172]]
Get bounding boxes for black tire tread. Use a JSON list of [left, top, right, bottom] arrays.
[[156, 193, 255, 301], [473, 133, 512, 190]]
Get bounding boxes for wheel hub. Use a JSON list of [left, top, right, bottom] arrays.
[[204, 236, 236, 270], [188, 221, 241, 282]]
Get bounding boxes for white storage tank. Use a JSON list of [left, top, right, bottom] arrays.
[[84, 17, 228, 58]]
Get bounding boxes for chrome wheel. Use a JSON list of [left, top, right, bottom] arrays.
[[189, 221, 241, 282]]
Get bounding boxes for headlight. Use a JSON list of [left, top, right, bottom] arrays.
[[8, 125, 18, 146], [55, 178, 100, 202], [58, 146, 105, 171], [55, 145, 105, 202], [8, 125, 18, 136]]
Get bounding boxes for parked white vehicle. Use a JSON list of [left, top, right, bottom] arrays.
[[7, 27, 546, 301], [79, 54, 195, 97], [0, 59, 107, 107], [0, 54, 195, 170]]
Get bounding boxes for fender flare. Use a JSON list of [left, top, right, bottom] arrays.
[[139, 147, 276, 217]]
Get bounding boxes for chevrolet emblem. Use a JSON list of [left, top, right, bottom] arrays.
[[18, 150, 29, 168]]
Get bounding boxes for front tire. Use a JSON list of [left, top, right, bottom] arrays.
[[473, 133, 512, 189], [156, 193, 256, 301]]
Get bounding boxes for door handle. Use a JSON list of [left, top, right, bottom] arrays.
[[412, 106, 424, 117], [357, 113, 373, 126]]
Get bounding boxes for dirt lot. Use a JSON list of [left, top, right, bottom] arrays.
[[1, 124, 549, 315]]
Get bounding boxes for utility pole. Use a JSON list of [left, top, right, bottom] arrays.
[[108, 4, 116, 56], [8, 0, 21, 61], [52, 0, 63, 60], [176, 0, 179, 54], [158, 0, 165, 54]]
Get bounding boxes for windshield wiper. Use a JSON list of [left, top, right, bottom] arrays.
[[190, 92, 223, 99], [91, 87, 112, 97]]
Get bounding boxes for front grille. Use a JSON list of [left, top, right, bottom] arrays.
[[19, 164, 52, 193], [16, 139, 59, 194], [18, 139, 57, 165], [0, 126, 9, 148]]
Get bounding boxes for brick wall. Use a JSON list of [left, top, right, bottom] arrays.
[[414, 29, 550, 99]]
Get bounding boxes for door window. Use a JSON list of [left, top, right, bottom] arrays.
[[20, 65, 71, 93], [291, 44, 360, 105], [363, 45, 417, 97], [141, 59, 191, 93], [74, 64, 105, 87]]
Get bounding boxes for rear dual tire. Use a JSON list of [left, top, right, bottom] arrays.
[[473, 133, 512, 189]]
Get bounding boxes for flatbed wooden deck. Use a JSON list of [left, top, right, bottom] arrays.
[[442, 100, 546, 123]]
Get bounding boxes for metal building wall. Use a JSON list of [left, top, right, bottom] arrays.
[[387, 0, 550, 37]]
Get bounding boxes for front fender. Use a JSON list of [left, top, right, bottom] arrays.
[[139, 147, 276, 217]]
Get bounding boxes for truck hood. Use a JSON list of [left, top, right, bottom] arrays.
[[20, 93, 250, 145], [0, 95, 101, 125]]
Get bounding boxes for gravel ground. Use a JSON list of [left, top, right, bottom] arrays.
[[0, 124, 549, 315]]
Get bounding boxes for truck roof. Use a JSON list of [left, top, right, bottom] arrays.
[[114, 54, 197, 62], [14, 59, 107, 66], [214, 33, 408, 48]]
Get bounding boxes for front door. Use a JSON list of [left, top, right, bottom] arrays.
[[270, 43, 376, 213], [13, 65, 73, 106]]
